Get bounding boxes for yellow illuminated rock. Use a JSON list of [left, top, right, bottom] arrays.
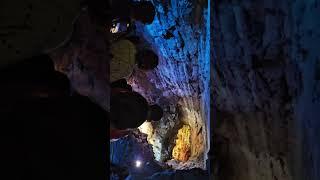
[[138, 121, 155, 145], [138, 121, 153, 136], [172, 125, 191, 162]]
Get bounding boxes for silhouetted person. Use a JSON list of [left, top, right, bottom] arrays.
[[146, 104, 164, 122], [110, 79, 163, 141], [0, 55, 107, 179], [136, 49, 159, 71], [109, 0, 156, 36], [110, 0, 156, 25], [110, 39, 159, 82], [0, 1, 110, 67], [1, 2, 110, 179]]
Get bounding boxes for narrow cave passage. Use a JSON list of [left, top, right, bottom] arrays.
[[109, 0, 210, 179]]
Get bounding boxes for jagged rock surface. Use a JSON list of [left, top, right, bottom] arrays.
[[128, 0, 210, 170], [50, 12, 110, 111], [212, 0, 320, 180], [50, 0, 210, 175]]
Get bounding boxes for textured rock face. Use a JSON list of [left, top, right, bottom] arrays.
[[172, 124, 191, 162], [212, 0, 320, 180], [50, 11, 110, 111], [291, 1, 320, 179], [51, 0, 210, 172], [138, 104, 179, 163], [212, 1, 296, 178], [130, 0, 210, 170]]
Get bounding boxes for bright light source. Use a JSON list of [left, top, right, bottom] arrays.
[[135, 160, 142, 168], [110, 23, 120, 33]]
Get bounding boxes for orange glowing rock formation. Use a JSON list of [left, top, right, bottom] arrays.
[[172, 125, 191, 162]]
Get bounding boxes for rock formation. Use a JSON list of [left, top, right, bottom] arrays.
[[212, 0, 320, 180], [130, 0, 210, 170]]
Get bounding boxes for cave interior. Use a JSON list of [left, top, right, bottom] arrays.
[[109, 0, 210, 179]]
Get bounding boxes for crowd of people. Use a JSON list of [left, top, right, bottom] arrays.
[[0, 0, 162, 179], [107, 0, 163, 140]]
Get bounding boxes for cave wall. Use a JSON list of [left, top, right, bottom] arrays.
[[128, 0, 210, 169], [50, 11, 110, 111], [212, 0, 320, 180], [212, 0, 295, 180], [291, 0, 320, 179], [50, 0, 210, 174]]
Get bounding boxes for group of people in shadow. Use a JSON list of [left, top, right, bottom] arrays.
[[1, 0, 162, 179]]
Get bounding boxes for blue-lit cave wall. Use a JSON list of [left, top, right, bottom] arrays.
[[292, 0, 320, 179], [110, 0, 210, 178], [48, 0, 209, 178], [212, 0, 320, 180]]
